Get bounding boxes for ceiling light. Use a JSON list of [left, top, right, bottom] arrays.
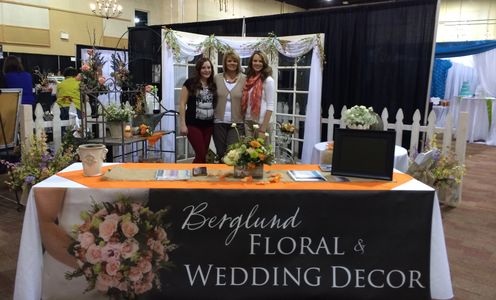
[[90, 0, 123, 19]]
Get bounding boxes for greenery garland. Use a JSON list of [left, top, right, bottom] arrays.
[[198, 34, 233, 59], [248, 32, 288, 63], [162, 27, 181, 61]]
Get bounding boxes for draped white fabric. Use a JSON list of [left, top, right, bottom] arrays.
[[443, 59, 479, 100], [161, 29, 323, 163], [473, 48, 496, 97]]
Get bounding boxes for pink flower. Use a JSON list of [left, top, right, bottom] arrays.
[[99, 216, 118, 241], [128, 266, 143, 282], [105, 260, 121, 276], [95, 273, 113, 292], [116, 281, 128, 292], [101, 242, 122, 262], [138, 259, 152, 274], [155, 227, 167, 241], [98, 76, 106, 85], [81, 64, 90, 72], [78, 232, 95, 249], [85, 244, 102, 264], [151, 240, 164, 255], [121, 221, 139, 238], [144, 271, 155, 284], [145, 85, 153, 92], [75, 73, 82, 81], [121, 239, 139, 259]]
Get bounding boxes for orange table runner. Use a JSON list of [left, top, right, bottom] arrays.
[[56, 163, 413, 190]]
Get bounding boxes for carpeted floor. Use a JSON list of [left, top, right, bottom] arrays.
[[0, 143, 495, 299]]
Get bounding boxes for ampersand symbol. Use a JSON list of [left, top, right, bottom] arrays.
[[354, 239, 366, 255]]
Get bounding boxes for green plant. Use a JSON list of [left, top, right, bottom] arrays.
[[223, 124, 274, 167], [102, 103, 136, 122]]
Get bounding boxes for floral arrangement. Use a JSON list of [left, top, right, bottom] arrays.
[[145, 85, 158, 95], [33, 70, 53, 93], [1, 132, 76, 192], [279, 122, 296, 134], [408, 136, 465, 188], [139, 124, 152, 137], [80, 48, 108, 93], [66, 196, 175, 298], [342, 105, 377, 129], [102, 103, 136, 123], [111, 53, 132, 89], [407, 135, 464, 206], [223, 123, 274, 167]]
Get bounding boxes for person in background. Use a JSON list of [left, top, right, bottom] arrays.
[[213, 50, 246, 160], [179, 57, 217, 163], [242, 50, 275, 139], [56, 67, 81, 120], [3, 55, 35, 106]]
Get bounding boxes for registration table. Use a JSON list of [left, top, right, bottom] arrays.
[[312, 142, 409, 173], [15, 163, 453, 300]]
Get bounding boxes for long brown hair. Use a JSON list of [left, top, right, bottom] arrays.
[[245, 50, 272, 81], [3, 56, 24, 74], [185, 57, 217, 105]]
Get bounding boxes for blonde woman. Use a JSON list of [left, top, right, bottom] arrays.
[[241, 50, 275, 139], [213, 51, 247, 159]]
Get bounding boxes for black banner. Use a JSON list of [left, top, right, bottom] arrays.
[[148, 189, 434, 300]]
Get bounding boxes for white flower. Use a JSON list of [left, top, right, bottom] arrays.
[[253, 124, 259, 129], [231, 123, 237, 128], [342, 105, 377, 127], [264, 132, 269, 137]]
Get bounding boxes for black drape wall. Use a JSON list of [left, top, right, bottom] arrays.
[[129, 0, 437, 124]]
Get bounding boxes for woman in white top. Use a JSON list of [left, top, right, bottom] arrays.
[[213, 50, 246, 159], [241, 50, 275, 139]]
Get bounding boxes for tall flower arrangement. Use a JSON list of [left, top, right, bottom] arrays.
[[66, 197, 175, 299], [80, 48, 108, 93], [111, 53, 132, 89]]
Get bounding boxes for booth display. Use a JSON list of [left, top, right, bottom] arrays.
[[14, 163, 453, 300]]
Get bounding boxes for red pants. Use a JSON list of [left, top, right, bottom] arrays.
[[187, 125, 213, 163]]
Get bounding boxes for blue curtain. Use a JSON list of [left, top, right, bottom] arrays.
[[435, 40, 496, 58]]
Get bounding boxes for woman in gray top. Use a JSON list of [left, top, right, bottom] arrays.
[[213, 50, 247, 159]]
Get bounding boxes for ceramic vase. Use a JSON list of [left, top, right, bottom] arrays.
[[77, 144, 108, 176]]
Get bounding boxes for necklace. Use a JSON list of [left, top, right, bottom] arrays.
[[224, 74, 238, 84]]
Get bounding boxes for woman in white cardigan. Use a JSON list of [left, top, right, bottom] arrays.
[[241, 50, 275, 139]]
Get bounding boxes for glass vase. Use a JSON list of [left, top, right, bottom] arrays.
[[233, 164, 264, 179]]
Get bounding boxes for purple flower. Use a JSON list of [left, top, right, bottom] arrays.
[[25, 175, 36, 184]]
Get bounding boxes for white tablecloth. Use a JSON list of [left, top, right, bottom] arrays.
[[14, 163, 453, 300], [450, 96, 496, 143], [312, 142, 410, 173]]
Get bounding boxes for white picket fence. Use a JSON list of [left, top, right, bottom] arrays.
[[20, 103, 469, 162], [322, 105, 469, 163], [19, 102, 103, 151]]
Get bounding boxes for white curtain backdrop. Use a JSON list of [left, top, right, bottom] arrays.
[[473, 48, 496, 97], [160, 30, 324, 163], [443, 58, 479, 100]]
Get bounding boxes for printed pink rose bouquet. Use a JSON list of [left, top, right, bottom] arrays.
[[66, 197, 175, 299]]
